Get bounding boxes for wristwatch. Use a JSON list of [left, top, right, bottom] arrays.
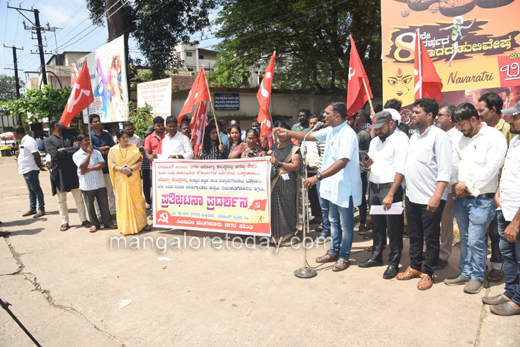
[[317, 172, 323, 181]]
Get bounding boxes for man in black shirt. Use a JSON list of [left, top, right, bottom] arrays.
[[44, 117, 90, 231]]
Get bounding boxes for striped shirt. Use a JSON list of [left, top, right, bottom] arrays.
[[317, 141, 327, 172]]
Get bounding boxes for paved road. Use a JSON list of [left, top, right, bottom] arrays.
[[0, 157, 518, 346]]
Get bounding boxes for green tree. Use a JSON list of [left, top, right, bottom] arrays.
[[0, 74, 19, 102], [212, 0, 382, 95], [0, 85, 73, 125], [86, 0, 216, 79], [128, 101, 153, 139]]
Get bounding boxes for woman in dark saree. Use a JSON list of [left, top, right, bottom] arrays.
[[268, 121, 303, 244]]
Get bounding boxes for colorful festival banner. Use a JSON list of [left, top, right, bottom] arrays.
[[382, 0, 520, 123], [78, 35, 129, 123], [153, 158, 271, 236]]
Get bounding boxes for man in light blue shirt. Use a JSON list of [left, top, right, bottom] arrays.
[[274, 102, 362, 272], [73, 133, 117, 233]]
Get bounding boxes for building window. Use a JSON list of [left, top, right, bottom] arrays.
[[187, 68, 194, 72], [186, 52, 193, 57], [199, 54, 204, 60]]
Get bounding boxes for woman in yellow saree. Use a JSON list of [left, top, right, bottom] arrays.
[[108, 129, 151, 235]]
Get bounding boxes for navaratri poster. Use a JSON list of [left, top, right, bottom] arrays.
[[382, 0, 520, 122], [78, 34, 129, 123]]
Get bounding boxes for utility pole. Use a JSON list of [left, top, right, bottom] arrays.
[[3, 45, 23, 125], [4, 45, 23, 98], [7, 2, 57, 87], [33, 9, 47, 85]]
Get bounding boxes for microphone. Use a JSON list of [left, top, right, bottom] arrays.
[[310, 121, 323, 131]]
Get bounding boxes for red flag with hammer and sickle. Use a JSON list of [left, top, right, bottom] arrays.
[[61, 62, 94, 127], [346, 36, 373, 117]]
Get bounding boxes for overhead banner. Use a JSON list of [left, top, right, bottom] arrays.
[[382, 0, 520, 122], [137, 77, 173, 118], [78, 34, 129, 123], [153, 158, 271, 236]]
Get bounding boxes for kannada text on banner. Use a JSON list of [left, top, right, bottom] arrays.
[[153, 158, 271, 236], [381, 0, 520, 121], [137, 77, 173, 118]]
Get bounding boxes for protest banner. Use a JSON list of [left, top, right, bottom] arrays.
[[78, 34, 129, 123], [153, 158, 271, 236], [137, 77, 173, 118], [382, 1, 520, 123]]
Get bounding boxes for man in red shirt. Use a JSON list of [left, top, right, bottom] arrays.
[[144, 116, 165, 210]]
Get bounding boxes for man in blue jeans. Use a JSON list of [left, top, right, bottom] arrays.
[[275, 102, 362, 272], [13, 126, 46, 218], [445, 103, 507, 294], [485, 100, 520, 315]]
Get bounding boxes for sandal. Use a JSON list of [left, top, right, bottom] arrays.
[[89, 225, 98, 233], [105, 224, 117, 229], [82, 220, 92, 227], [33, 211, 46, 218], [363, 232, 373, 240], [417, 273, 434, 290], [396, 266, 423, 280], [143, 224, 152, 232], [22, 210, 37, 217], [487, 269, 503, 282], [60, 223, 70, 231]]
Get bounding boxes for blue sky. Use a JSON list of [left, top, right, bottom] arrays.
[[0, 0, 221, 85]]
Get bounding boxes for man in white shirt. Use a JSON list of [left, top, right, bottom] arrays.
[[358, 111, 408, 279], [434, 104, 462, 270], [72, 134, 117, 233], [445, 103, 507, 294], [12, 126, 46, 218], [485, 100, 520, 315], [123, 121, 141, 146], [397, 98, 452, 290], [161, 116, 194, 160]]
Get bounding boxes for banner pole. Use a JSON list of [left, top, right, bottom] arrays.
[[361, 77, 374, 114], [417, 28, 423, 99]]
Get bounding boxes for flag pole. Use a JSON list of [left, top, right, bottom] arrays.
[[361, 77, 374, 114], [87, 107, 92, 143], [203, 65, 222, 144], [417, 28, 423, 99]]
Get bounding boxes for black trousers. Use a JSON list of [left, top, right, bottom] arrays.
[[405, 197, 446, 276], [487, 215, 503, 266], [143, 169, 151, 205], [307, 173, 322, 219], [369, 183, 404, 266], [82, 188, 111, 227], [359, 171, 368, 224]]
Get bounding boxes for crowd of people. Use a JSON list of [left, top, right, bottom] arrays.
[[8, 93, 520, 316]]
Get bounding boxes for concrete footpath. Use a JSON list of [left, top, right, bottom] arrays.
[[0, 157, 518, 346]]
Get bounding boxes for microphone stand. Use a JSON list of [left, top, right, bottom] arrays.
[[294, 124, 320, 279], [0, 298, 42, 346]]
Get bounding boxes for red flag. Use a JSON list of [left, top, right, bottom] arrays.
[[257, 52, 276, 148], [178, 67, 210, 123], [248, 199, 267, 211], [346, 36, 373, 117], [61, 62, 94, 127], [414, 31, 443, 101], [194, 67, 210, 105], [190, 101, 208, 157]]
